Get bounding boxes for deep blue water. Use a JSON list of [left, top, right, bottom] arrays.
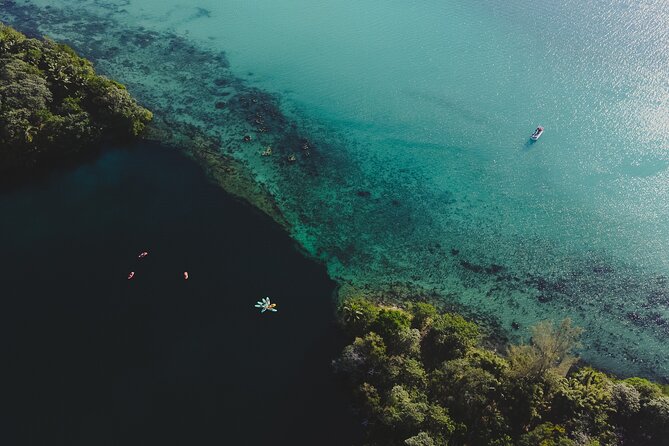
[[0, 144, 359, 445]]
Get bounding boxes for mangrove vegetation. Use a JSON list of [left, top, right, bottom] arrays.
[[335, 298, 669, 445], [0, 23, 152, 173]]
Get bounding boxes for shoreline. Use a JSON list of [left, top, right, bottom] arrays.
[[141, 118, 292, 231], [4, 1, 668, 381]]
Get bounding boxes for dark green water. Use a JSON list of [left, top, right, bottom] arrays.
[[0, 144, 359, 445]]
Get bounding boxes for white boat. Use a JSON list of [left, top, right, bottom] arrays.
[[530, 126, 544, 141]]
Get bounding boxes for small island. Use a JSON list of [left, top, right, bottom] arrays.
[[335, 298, 669, 445], [0, 23, 152, 173]]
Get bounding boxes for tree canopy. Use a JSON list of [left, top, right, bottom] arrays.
[[335, 298, 669, 445], [0, 23, 152, 172]]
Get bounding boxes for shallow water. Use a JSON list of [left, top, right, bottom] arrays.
[[2, 0, 669, 379], [0, 144, 359, 445]]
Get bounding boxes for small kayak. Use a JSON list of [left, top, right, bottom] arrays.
[[184, 271, 189, 280], [127, 271, 135, 280], [138, 251, 148, 259]]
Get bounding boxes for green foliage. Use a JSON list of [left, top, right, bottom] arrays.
[[335, 298, 667, 446], [338, 297, 380, 337], [431, 356, 510, 445], [466, 347, 510, 376], [556, 368, 613, 413], [518, 423, 575, 446], [0, 22, 151, 172], [553, 368, 613, 440], [388, 356, 428, 391], [374, 308, 412, 336], [394, 327, 423, 358], [357, 382, 382, 416], [642, 397, 669, 439], [610, 382, 640, 418], [660, 384, 669, 397], [623, 377, 663, 403], [502, 376, 559, 434], [333, 332, 388, 383], [0, 24, 26, 52], [423, 404, 456, 440], [421, 312, 479, 367], [508, 319, 582, 380], [381, 385, 429, 432], [403, 432, 436, 446], [380, 385, 455, 444], [372, 308, 413, 354], [409, 302, 438, 331]]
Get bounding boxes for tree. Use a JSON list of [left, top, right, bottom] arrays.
[[338, 297, 380, 337], [466, 347, 509, 377], [388, 355, 428, 391], [0, 23, 152, 173], [86, 75, 153, 137], [623, 377, 663, 403], [0, 24, 26, 52], [382, 385, 429, 433], [423, 404, 456, 443], [502, 374, 560, 435], [518, 423, 575, 446], [334, 300, 665, 446], [404, 432, 436, 446], [357, 382, 382, 418], [0, 58, 51, 110], [395, 327, 422, 358], [430, 357, 510, 445], [373, 309, 412, 337], [421, 313, 480, 368], [642, 397, 669, 440], [611, 382, 640, 418], [553, 368, 614, 440], [508, 319, 582, 380], [333, 332, 388, 384], [409, 302, 438, 332]]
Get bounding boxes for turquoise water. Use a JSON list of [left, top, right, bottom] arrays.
[[3, 0, 669, 378]]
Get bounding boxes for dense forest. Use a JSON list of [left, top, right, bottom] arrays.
[[0, 23, 152, 172], [334, 298, 669, 446]]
